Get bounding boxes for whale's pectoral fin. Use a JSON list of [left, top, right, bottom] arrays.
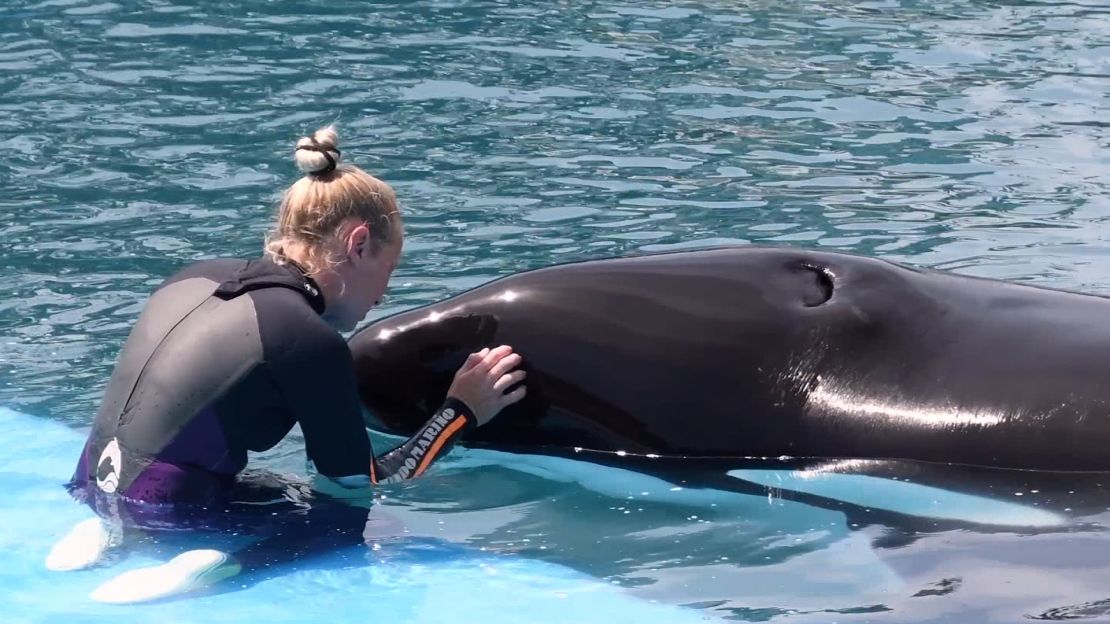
[[727, 459, 1067, 529]]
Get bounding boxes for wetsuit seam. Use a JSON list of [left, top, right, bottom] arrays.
[[116, 293, 215, 428]]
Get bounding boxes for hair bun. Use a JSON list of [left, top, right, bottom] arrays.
[[294, 125, 342, 175]]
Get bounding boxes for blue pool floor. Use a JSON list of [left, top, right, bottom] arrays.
[[0, 407, 724, 624]]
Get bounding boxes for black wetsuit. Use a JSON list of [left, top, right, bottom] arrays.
[[71, 258, 475, 505]]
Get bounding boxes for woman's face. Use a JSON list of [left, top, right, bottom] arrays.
[[331, 218, 403, 332], [358, 233, 403, 317]]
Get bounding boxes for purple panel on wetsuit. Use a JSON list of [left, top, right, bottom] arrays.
[[156, 405, 243, 475], [122, 459, 233, 506]]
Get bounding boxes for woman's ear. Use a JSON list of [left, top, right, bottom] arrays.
[[347, 223, 372, 262]]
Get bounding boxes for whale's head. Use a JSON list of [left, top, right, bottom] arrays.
[[350, 309, 498, 437]]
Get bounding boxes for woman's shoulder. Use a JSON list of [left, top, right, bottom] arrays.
[[157, 258, 249, 290], [249, 286, 345, 356]]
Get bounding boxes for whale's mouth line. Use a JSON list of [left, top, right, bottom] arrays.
[[799, 262, 835, 307], [500, 445, 1110, 475]]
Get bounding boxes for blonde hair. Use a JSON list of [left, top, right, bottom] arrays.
[[265, 125, 401, 275]]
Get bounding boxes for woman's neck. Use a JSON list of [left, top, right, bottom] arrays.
[[278, 244, 345, 317]]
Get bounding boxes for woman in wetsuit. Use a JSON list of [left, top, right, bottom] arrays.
[[53, 127, 527, 600]]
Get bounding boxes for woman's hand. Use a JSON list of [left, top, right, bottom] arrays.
[[446, 345, 527, 426]]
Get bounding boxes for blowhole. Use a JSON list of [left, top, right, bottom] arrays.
[[799, 262, 835, 307]]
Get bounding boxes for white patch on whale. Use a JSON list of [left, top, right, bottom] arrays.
[[729, 466, 1065, 528]]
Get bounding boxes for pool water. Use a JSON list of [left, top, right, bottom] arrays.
[[2, 0, 1109, 621]]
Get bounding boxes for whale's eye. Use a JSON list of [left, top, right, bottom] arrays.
[[420, 343, 465, 373]]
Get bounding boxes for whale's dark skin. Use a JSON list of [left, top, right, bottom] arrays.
[[349, 246, 1110, 474]]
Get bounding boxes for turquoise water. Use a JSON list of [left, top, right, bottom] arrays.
[[2, 0, 1110, 621]]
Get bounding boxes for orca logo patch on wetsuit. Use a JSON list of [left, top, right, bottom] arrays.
[[96, 439, 122, 494]]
